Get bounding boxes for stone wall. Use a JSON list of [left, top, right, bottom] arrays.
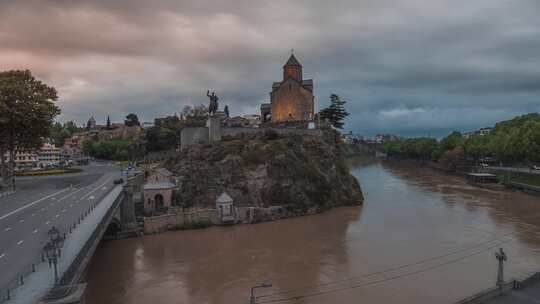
[[180, 127, 208, 150], [143, 208, 218, 233], [271, 78, 314, 122], [143, 205, 320, 233], [222, 127, 322, 138], [180, 125, 323, 149]]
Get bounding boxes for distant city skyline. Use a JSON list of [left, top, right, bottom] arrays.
[[1, 0, 539, 137]]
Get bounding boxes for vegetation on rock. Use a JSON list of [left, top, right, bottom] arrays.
[[165, 130, 364, 211]]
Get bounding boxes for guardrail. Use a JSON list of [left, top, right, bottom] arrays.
[[57, 191, 123, 286], [456, 271, 540, 303], [1, 188, 123, 303]]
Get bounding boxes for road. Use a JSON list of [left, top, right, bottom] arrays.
[[0, 162, 119, 292]]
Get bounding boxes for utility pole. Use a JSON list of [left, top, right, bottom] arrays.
[[495, 248, 507, 289]]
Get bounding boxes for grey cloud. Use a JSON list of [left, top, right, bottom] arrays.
[[0, 0, 539, 136]]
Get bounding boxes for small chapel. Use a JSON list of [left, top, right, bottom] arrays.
[[262, 53, 315, 123]]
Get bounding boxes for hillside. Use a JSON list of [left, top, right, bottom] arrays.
[[165, 130, 364, 211]]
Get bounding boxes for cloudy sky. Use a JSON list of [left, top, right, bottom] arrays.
[[1, 0, 539, 137]]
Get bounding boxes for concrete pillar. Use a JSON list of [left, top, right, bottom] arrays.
[[121, 184, 138, 229], [208, 116, 222, 143]]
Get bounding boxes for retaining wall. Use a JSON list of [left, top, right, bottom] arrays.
[[180, 126, 323, 149]]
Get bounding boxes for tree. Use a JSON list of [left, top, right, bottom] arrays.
[[439, 146, 466, 171], [224, 105, 230, 118], [64, 121, 79, 134], [49, 122, 70, 146], [0, 70, 60, 186], [124, 113, 140, 127], [318, 94, 349, 129], [106, 115, 111, 129]]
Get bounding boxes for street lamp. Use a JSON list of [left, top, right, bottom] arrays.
[[44, 227, 65, 283], [43, 242, 60, 282], [48, 226, 60, 241], [250, 280, 272, 304]]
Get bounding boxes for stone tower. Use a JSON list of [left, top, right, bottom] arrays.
[[270, 53, 314, 122]]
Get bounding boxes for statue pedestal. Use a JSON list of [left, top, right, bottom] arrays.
[[208, 116, 222, 143]]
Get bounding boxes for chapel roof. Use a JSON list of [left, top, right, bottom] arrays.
[[284, 54, 301, 67], [216, 192, 233, 203]]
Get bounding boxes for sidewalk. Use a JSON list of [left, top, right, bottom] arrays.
[[487, 278, 540, 304]]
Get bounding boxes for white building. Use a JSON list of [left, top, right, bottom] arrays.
[[216, 192, 236, 224], [3, 151, 38, 171], [479, 127, 493, 136], [37, 143, 62, 168]]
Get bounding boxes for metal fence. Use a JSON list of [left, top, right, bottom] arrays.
[[1, 188, 123, 303]]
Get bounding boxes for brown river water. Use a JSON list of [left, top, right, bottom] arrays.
[[86, 160, 540, 304]]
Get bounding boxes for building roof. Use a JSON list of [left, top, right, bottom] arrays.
[[144, 182, 176, 190], [216, 192, 233, 203], [156, 168, 173, 177], [284, 54, 302, 67]]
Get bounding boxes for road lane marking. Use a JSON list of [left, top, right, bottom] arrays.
[[45, 221, 50, 225], [88, 195, 95, 200], [55, 214, 59, 218], [69, 204, 73, 207], [4, 227, 11, 232], [62, 209, 66, 213], [57, 187, 85, 202], [101, 186, 107, 190], [31, 213, 35, 217], [32, 229, 38, 234], [0, 187, 71, 221], [0, 253, 5, 259], [79, 178, 113, 201], [51, 198, 56, 200], [19, 219, 24, 223], [16, 240, 23, 245]]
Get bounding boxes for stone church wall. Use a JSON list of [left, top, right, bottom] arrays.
[[271, 78, 314, 122]]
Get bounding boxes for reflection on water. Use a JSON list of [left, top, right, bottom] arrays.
[[86, 160, 540, 304]]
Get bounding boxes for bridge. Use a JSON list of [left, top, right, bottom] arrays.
[[0, 163, 140, 304]]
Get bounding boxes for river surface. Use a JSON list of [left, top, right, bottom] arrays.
[[86, 160, 540, 303]]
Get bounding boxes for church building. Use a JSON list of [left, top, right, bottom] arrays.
[[266, 53, 314, 123]]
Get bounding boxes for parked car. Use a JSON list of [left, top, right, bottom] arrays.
[[479, 163, 489, 168], [531, 165, 540, 171]]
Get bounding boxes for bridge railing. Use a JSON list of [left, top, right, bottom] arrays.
[[57, 190, 123, 286], [1, 187, 123, 303]]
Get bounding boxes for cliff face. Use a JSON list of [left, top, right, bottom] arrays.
[[165, 130, 364, 211]]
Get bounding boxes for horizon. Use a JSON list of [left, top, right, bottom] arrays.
[[1, 0, 539, 137]]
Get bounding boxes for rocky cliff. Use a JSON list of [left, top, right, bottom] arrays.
[[165, 129, 363, 212]]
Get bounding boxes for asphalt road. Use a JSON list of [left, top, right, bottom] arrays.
[[0, 162, 119, 291]]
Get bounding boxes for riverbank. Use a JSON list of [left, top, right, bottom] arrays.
[[142, 204, 339, 234], [383, 157, 540, 197]]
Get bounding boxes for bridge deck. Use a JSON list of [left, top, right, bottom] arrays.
[[7, 185, 123, 304]]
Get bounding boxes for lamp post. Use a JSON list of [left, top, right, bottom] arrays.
[[44, 227, 65, 283], [48, 226, 60, 241], [250, 280, 272, 304], [495, 248, 507, 289]]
